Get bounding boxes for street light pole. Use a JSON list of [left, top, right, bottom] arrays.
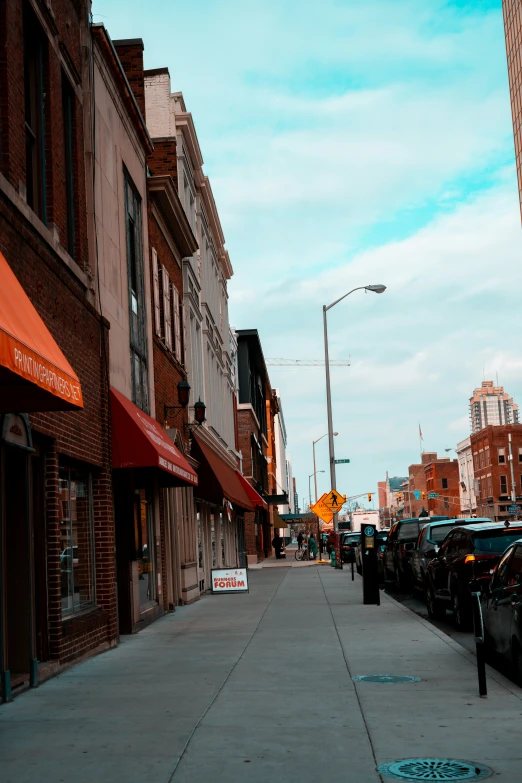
[[322, 284, 386, 532], [313, 432, 338, 503]]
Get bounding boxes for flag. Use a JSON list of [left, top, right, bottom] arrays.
[[419, 424, 423, 441]]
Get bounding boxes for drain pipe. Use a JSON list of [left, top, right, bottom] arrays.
[[508, 433, 517, 508]]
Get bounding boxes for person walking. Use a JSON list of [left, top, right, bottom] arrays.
[[297, 531, 304, 550], [308, 533, 318, 560], [272, 531, 283, 559]]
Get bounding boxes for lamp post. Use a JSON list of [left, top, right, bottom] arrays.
[[309, 470, 325, 508], [323, 284, 386, 531], [313, 433, 337, 503]]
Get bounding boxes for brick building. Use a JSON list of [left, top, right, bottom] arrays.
[[407, 452, 438, 517], [236, 330, 273, 564], [143, 67, 254, 592], [503, 1, 522, 220], [471, 424, 522, 521], [425, 458, 460, 518], [0, 0, 117, 701]]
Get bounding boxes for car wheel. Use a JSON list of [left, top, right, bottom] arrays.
[[452, 590, 472, 631], [426, 582, 445, 620]]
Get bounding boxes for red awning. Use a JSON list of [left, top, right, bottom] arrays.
[[192, 431, 253, 511], [111, 388, 197, 485], [236, 471, 268, 510], [0, 251, 83, 412]]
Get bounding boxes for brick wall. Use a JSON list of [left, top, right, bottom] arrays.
[[408, 463, 428, 517], [0, 0, 117, 667], [144, 69, 173, 139], [113, 39, 146, 119], [425, 460, 460, 517], [0, 0, 89, 269], [148, 140, 179, 190], [472, 424, 522, 518]]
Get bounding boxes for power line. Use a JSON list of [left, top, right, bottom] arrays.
[[265, 358, 350, 367]]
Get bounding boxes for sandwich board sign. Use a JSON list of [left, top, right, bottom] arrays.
[[211, 568, 249, 594]]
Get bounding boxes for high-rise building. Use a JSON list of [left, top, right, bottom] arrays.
[[469, 381, 519, 434], [503, 1, 522, 219]]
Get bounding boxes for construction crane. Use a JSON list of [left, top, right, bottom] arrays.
[[265, 358, 350, 367]]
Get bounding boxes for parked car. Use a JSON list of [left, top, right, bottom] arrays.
[[383, 517, 449, 591], [411, 518, 491, 594], [478, 538, 522, 685], [426, 522, 522, 629], [355, 529, 389, 580], [341, 532, 360, 563]]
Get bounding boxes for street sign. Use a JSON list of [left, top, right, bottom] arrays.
[[427, 492, 439, 499], [509, 505, 520, 512], [334, 459, 350, 464], [323, 489, 347, 512], [310, 494, 334, 524]]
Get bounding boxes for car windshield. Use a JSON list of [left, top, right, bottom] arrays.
[[343, 535, 360, 545], [473, 529, 522, 553], [398, 522, 420, 540], [430, 524, 458, 543], [377, 531, 389, 542]]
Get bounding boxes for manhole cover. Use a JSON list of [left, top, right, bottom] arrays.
[[378, 758, 493, 781], [352, 674, 421, 683]]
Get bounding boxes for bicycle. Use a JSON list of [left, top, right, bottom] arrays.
[[295, 547, 311, 561]]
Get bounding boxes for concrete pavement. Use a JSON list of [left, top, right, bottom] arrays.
[[1, 568, 522, 782]]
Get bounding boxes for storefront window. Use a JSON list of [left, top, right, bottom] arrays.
[[210, 510, 216, 568], [134, 488, 156, 608], [220, 510, 225, 566], [197, 503, 203, 571], [59, 462, 95, 616]]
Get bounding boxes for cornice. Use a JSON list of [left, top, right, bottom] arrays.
[[147, 175, 198, 258], [175, 112, 204, 171]]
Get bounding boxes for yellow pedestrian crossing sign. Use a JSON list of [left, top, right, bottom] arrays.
[[310, 493, 334, 524], [323, 489, 346, 512]]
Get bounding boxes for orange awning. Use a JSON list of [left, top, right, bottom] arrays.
[[236, 470, 268, 510], [0, 251, 83, 412], [111, 388, 198, 485]]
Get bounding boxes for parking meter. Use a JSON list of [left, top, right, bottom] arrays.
[[361, 524, 380, 605]]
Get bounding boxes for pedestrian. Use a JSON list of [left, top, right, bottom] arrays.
[[327, 530, 336, 555], [272, 531, 283, 559], [308, 533, 318, 560], [297, 531, 304, 550]]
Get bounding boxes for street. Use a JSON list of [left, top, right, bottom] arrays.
[[2, 567, 522, 782]]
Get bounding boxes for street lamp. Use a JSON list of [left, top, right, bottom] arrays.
[[323, 284, 386, 530], [313, 432, 338, 502], [309, 471, 325, 508]]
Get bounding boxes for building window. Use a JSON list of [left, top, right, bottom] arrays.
[[479, 450, 484, 468], [500, 475, 508, 495], [442, 478, 448, 489], [125, 170, 148, 412], [473, 453, 478, 471], [498, 447, 506, 464], [519, 448, 522, 464], [59, 461, 95, 616], [62, 76, 75, 257], [24, 6, 46, 221], [485, 447, 490, 465], [161, 264, 172, 350], [487, 475, 493, 498]]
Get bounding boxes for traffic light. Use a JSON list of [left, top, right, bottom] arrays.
[[421, 491, 426, 500], [397, 492, 403, 502], [367, 493, 372, 503]]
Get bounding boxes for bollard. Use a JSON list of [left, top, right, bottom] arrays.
[[351, 557, 354, 581]]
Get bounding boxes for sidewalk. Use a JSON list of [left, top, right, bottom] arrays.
[[1, 568, 521, 782]]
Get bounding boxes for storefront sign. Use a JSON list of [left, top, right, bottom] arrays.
[[211, 568, 249, 594]]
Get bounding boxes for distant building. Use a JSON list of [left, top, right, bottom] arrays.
[[424, 458, 460, 518], [456, 437, 477, 516], [471, 424, 522, 522], [470, 381, 519, 434]]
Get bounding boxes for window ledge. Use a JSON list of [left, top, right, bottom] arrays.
[[0, 171, 94, 297]]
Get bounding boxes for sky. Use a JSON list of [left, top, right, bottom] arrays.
[[93, 0, 522, 509]]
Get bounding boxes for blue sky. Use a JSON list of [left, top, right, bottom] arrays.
[[94, 0, 522, 509]]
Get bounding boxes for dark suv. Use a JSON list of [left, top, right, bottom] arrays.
[[383, 517, 448, 591], [426, 522, 522, 629]]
